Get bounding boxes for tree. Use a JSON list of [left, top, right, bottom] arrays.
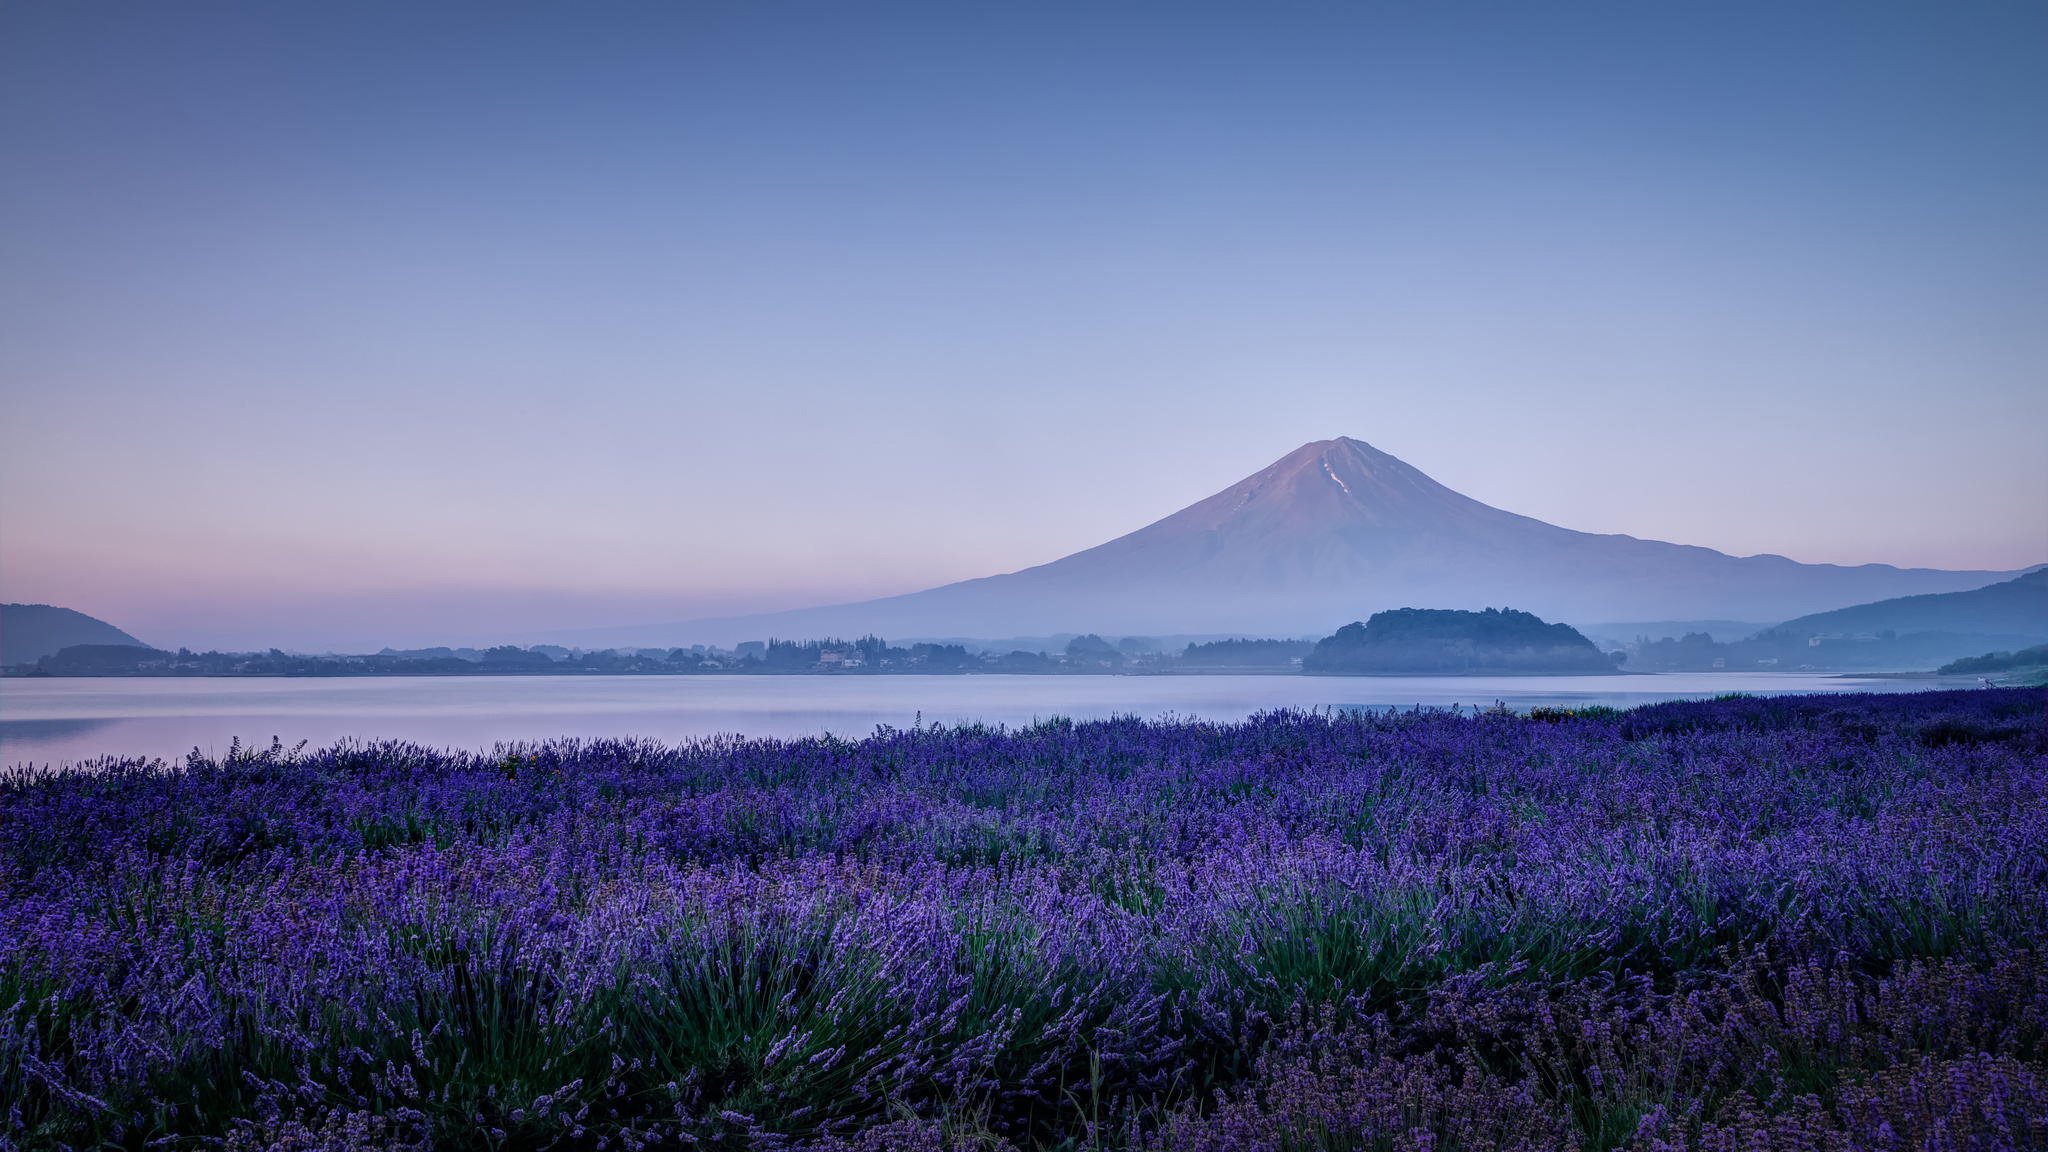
[[1064, 634, 1122, 668]]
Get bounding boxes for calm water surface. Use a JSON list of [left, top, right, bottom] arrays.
[[0, 672, 1961, 768]]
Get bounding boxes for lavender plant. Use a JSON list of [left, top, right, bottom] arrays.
[[3, 689, 2044, 1149]]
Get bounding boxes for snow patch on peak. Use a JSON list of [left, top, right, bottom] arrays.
[[1321, 458, 1353, 496]]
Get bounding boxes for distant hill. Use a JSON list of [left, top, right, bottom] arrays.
[[34, 644, 174, 675], [1, 604, 147, 666], [1939, 644, 2048, 676], [598, 438, 2031, 646], [1774, 568, 2048, 641], [1621, 570, 2048, 672], [1305, 608, 1616, 675]]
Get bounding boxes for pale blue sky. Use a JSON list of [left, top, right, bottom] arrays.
[[3, 2, 2044, 649]]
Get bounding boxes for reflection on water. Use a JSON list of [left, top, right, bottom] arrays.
[[0, 717, 121, 747], [1, 672, 1957, 768]]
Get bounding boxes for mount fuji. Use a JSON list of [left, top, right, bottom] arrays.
[[615, 438, 2030, 645]]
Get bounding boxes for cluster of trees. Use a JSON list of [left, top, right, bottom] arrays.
[[77, 611, 2018, 680], [17, 637, 1139, 677], [1176, 637, 1312, 668], [750, 637, 977, 672], [1623, 628, 2038, 673], [1625, 632, 1739, 671], [1061, 634, 1124, 669], [1305, 608, 1619, 675], [23, 644, 699, 678], [1938, 644, 2048, 675]]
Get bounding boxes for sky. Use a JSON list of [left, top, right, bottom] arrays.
[[3, 1, 2045, 651]]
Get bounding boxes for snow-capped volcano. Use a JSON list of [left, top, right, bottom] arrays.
[[605, 438, 2029, 644]]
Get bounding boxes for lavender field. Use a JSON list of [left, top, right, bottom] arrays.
[[4, 689, 2046, 1151]]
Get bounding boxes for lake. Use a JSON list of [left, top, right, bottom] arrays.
[[0, 671, 1963, 768]]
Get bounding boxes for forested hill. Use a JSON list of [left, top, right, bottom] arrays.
[[1, 604, 146, 666], [1774, 567, 2048, 640], [1305, 607, 1617, 675]]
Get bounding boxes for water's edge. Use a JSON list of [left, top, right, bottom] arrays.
[[2, 672, 1955, 768]]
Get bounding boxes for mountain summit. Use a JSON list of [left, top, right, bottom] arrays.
[[1, 604, 148, 666], [616, 438, 2029, 645], [1030, 437, 1571, 587]]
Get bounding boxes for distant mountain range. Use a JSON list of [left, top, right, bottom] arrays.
[[1, 604, 147, 666], [1623, 568, 2048, 673], [605, 438, 2033, 646], [14, 546, 2043, 679], [1776, 567, 2048, 642]]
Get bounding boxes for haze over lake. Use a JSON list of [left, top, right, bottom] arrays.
[[1, 672, 1955, 768]]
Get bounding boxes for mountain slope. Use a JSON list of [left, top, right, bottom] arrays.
[[1, 604, 148, 666], [1773, 568, 2048, 640], [605, 438, 2031, 645]]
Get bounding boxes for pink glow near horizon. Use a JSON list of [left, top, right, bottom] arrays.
[[4, 4, 2044, 649]]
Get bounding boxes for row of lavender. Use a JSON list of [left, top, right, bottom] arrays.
[[3, 689, 2045, 1150]]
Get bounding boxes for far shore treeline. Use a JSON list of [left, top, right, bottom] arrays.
[[12, 609, 1626, 679], [9, 582, 2046, 681]]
